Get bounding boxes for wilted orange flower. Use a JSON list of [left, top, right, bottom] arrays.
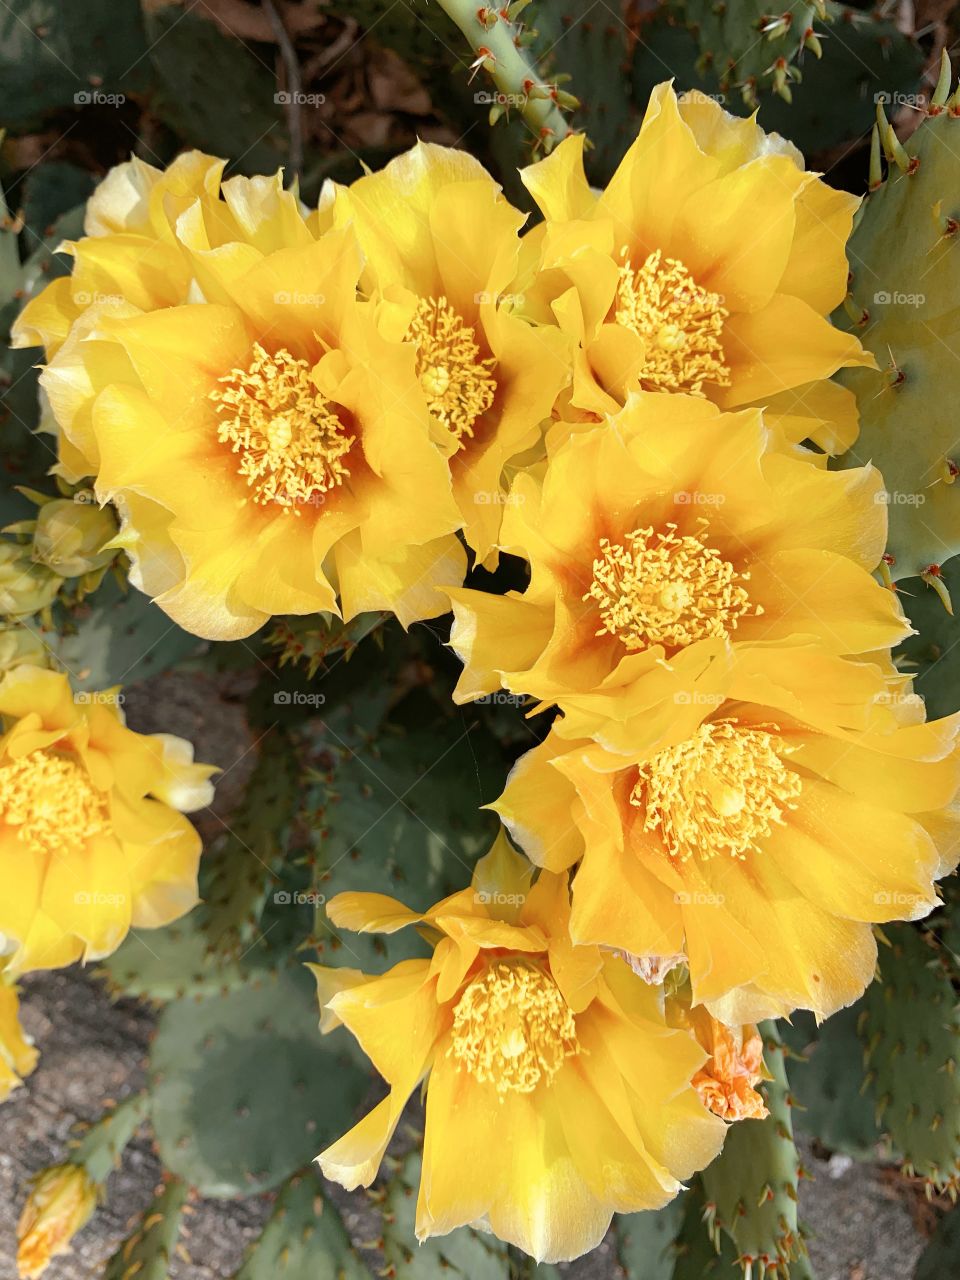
[[17, 1164, 97, 1278]]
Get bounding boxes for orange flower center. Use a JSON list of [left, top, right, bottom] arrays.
[[449, 961, 579, 1095], [211, 343, 354, 515], [615, 249, 731, 395], [407, 296, 497, 445], [0, 750, 109, 858], [585, 522, 755, 650], [631, 719, 802, 862]]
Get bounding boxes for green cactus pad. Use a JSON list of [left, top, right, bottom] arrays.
[[198, 731, 300, 958], [616, 1198, 685, 1280], [786, 1007, 884, 1160], [837, 100, 960, 582], [103, 1175, 189, 1280], [307, 697, 502, 973], [73, 1092, 152, 1185], [149, 969, 369, 1197], [701, 1024, 807, 1275], [231, 1168, 371, 1280], [859, 924, 960, 1194], [379, 1151, 511, 1278], [670, 1182, 739, 1279], [895, 554, 960, 719]]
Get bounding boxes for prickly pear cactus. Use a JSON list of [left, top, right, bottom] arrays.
[[858, 925, 960, 1194], [700, 1025, 807, 1275], [837, 58, 960, 586], [103, 1175, 189, 1280], [148, 970, 369, 1198], [378, 1152, 512, 1278], [231, 1170, 371, 1280]]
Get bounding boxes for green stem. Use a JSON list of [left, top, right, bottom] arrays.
[[431, 0, 573, 152]]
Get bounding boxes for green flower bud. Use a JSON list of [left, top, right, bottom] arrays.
[[31, 498, 117, 579]]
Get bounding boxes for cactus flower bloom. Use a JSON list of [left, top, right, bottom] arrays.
[[518, 83, 871, 454], [332, 141, 568, 560], [0, 978, 38, 1101], [17, 1164, 98, 1278], [11, 150, 327, 363], [35, 221, 465, 639], [310, 834, 726, 1263], [448, 392, 907, 732], [0, 665, 214, 974], [494, 680, 960, 1023]]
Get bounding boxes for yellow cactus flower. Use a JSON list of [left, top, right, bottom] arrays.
[[310, 834, 726, 1263], [12, 150, 327, 363], [0, 977, 38, 1101], [333, 141, 569, 560], [36, 220, 466, 638], [493, 680, 960, 1024], [0, 665, 214, 974], [517, 83, 871, 453], [448, 392, 907, 731], [17, 1164, 98, 1278]]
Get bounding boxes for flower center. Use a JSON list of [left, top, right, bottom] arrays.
[[210, 343, 355, 515], [0, 750, 110, 858], [407, 296, 497, 445], [449, 961, 580, 1095], [615, 249, 731, 395], [585, 522, 755, 651], [632, 719, 802, 862]]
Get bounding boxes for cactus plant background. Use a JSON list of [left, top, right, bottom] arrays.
[[3, 1, 960, 1278]]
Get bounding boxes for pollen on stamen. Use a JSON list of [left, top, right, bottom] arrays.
[[210, 342, 354, 516], [406, 296, 497, 446], [584, 522, 756, 651], [631, 719, 802, 862], [615, 248, 731, 395], [449, 961, 580, 1096], [0, 750, 110, 858]]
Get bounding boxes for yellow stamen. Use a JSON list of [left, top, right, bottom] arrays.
[[632, 719, 802, 862], [585, 522, 755, 650], [616, 249, 731, 395], [211, 343, 354, 515], [449, 961, 579, 1095], [407, 296, 497, 445], [0, 750, 109, 858]]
